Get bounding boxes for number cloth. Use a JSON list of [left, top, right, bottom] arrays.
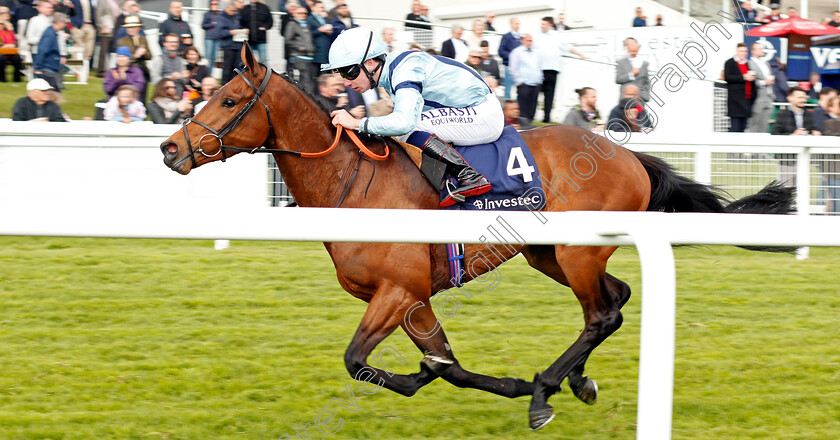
[[439, 126, 544, 211]]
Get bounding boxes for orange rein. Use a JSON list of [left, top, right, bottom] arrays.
[[301, 125, 390, 161]]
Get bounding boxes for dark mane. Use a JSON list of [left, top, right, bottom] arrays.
[[276, 71, 392, 147]]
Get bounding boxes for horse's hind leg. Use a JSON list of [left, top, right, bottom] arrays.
[[521, 245, 625, 430], [400, 297, 535, 399]]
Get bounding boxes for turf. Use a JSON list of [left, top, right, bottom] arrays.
[[0, 237, 837, 439]]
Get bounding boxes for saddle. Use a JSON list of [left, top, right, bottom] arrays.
[[398, 126, 546, 211]]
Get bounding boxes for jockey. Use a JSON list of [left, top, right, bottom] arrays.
[[322, 27, 503, 207]]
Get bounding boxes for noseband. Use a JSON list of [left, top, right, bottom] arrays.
[[171, 64, 275, 170]]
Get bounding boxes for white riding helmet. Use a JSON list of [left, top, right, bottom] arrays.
[[321, 27, 388, 72]]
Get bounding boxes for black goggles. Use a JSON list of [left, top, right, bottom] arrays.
[[334, 64, 362, 80]]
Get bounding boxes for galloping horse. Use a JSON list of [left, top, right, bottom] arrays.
[[160, 46, 793, 430]]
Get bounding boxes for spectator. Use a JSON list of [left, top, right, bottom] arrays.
[[770, 58, 788, 102], [191, 75, 218, 114], [193, 86, 220, 115], [747, 41, 775, 133], [556, 13, 570, 30], [152, 33, 186, 92], [202, 0, 222, 68], [772, 86, 820, 185], [767, 3, 782, 22], [533, 16, 587, 123], [308, 0, 333, 73], [405, 0, 430, 30], [807, 72, 821, 99], [12, 78, 65, 121], [103, 46, 145, 97], [502, 99, 534, 130], [182, 45, 210, 93], [822, 96, 840, 134], [615, 37, 650, 102], [283, 4, 315, 91], [813, 87, 838, 131], [24, 0, 53, 55], [314, 73, 363, 117], [498, 17, 521, 99], [112, 1, 141, 48], [724, 42, 756, 132], [240, 0, 272, 63], [465, 18, 485, 50], [829, 10, 840, 27], [93, 0, 120, 77], [33, 12, 67, 91], [381, 26, 395, 53], [103, 84, 146, 122], [69, 0, 96, 64], [441, 24, 468, 63], [218, 0, 247, 85], [655, 14, 663, 26], [607, 84, 653, 131], [607, 97, 645, 132], [0, 14, 23, 82], [508, 33, 541, 123], [329, 1, 355, 43], [632, 7, 646, 27], [736, 0, 758, 23], [116, 15, 151, 88], [786, 6, 799, 18], [147, 78, 192, 124], [465, 50, 481, 71], [564, 87, 603, 131], [477, 40, 500, 82], [159, 1, 193, 52], [485, 11, 495, 32]]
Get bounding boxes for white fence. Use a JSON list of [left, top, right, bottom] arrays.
[[2, 123, 840, 440]]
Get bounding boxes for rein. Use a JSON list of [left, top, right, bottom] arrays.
[[172, 65, 389, 169]]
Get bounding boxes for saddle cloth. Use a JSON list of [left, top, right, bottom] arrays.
[[440, 126, 545, 211]]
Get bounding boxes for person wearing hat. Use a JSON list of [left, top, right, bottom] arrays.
[[12, 78, 66, 121], [33, 12, 68, 91], [0, 8, 23, 82], [324, 27, 500, 207], [104, 46, 146, 98], [116, 15, 151, 84]]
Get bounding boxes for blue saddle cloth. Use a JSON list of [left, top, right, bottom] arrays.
[[440, 126, 545, 211]]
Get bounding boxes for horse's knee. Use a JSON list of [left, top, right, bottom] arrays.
[[343, 348, 365, 379], [585, 310, 623, 339]]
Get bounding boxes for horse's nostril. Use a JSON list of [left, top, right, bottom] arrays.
[[161, 142, 179, 157]]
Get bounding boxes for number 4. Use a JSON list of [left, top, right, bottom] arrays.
[[506, 147, 535, 183]]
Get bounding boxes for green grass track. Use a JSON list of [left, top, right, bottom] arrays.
[[0, 237, 838, 439]]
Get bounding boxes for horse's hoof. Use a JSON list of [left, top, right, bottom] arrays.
[[528, 405, 555, 431], [421, 354, 454, 375], [572, 376, 598, 405]]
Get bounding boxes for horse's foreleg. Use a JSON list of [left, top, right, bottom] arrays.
[[400, 297, 535, 399], [344, 283, 443, 397]]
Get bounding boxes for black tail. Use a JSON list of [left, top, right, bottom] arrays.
[[633, 152, 796, 252]]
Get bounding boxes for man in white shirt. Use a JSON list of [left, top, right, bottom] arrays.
[[25, 0, 54, 54], [509, 33, 542, 123], [747, 41, 775, 133], [532, 16, 586, 123]]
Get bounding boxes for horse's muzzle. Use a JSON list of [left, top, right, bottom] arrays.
[[160, 141, 190, 174]]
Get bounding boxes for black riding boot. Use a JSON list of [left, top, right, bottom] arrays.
[[421, 135, 491, 207]]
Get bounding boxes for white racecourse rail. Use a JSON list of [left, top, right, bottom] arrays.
[[2, 121, 840, 440]]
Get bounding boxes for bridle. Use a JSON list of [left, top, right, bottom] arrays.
[[171, 64, 274, 170], [171, 63, 389, 170]]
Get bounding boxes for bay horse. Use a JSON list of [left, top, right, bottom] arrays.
[[160, 46, 793, 430]]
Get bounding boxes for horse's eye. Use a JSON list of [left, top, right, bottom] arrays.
[[222, 98, 236, 108]]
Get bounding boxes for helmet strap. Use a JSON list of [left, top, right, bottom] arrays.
[[361, 58, 384, 90]]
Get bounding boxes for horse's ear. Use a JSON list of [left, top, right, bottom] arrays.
[[240, 43, 264, 77]]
